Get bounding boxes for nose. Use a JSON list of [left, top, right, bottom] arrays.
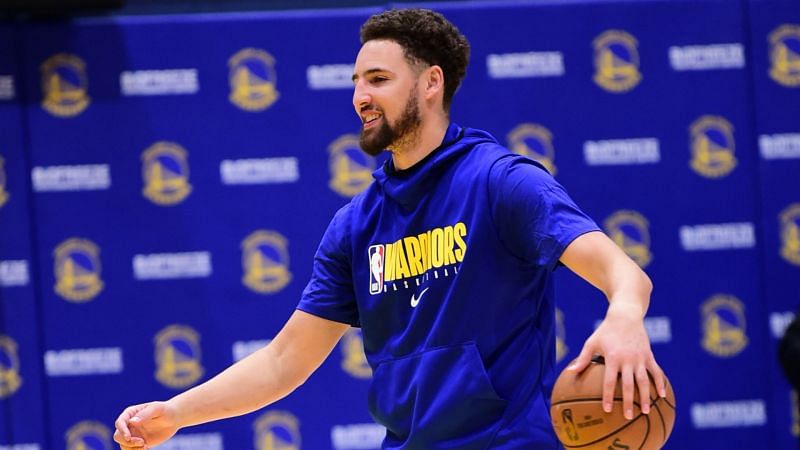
[[352, 81, 371, 112]]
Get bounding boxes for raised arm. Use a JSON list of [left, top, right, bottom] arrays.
[[559, 230, 667, 420], [114, 310, 349, 448]]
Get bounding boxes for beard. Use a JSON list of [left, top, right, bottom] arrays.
[[359, 90, 421, 157]]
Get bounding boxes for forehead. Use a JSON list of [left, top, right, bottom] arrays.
[[354, 39, 412, 74]]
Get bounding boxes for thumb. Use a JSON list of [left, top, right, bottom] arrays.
[[130, 402, 163, 424], [567, 342, 596, 373]]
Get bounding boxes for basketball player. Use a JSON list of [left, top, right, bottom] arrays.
[[114, 8, 666, 449]]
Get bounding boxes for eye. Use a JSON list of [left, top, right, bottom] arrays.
[[371, 76, 388, 84]]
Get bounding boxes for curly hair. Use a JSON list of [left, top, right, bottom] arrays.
[[360, 8, 470, 110]]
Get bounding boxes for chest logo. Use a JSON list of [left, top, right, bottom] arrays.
[[410, 287, 429, 308]]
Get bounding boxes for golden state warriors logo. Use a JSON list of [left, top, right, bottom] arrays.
[[507, 123, 557, 175], [229, 48, 280, 111], [329, 134, 376, 197], [555, 308, 568, 363], [65, 421, 112, 450], [0, 156, 8, 208], [142, 141, 193, 205], [780, 204, 800, 266], [690, 116, 737, 178], [41, 53, 90, 117], [341, 328, 371, 379], [0, 336, 22, 399], [701, 294, 748, 358], [242, 230, 292, 294], [604, 210, 652, 268], [54, 238, 104, 302], [769, 25, 800, 87], [254, 410, 301, 450], [154, 325, 204, 389], [593, 30, 642, 93]]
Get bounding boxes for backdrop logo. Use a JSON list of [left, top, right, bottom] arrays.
[[154, 325, 204, 389], [254, 410, 301, 450], [328, 134, 376, 197], [41, 53, 90, 117], [0, 156, 8, 208], [604, 210, 652, 267], [65, 421, 112, 450], [507, 123, 557, 175], [54, 238, 103, 302], [340, 328, 371, 379], [555, 308, 568, 363], [593, 30, 641, 92], [780, 204, 800, 266], [0, 336, 22, 399], [242, 230, 292, 294], [229, 48, 279, 111], [701, 294, 748, 358], [769, 24, 800, 87], [142, 141, 192, 205], [690, 116, 737, 178]]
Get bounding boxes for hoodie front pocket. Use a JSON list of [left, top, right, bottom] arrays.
[[368, 342, 508, 449]]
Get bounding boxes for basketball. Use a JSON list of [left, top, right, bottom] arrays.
[[550, 357, 676, 449]]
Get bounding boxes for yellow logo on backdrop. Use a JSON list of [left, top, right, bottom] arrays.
[[690, 116, 737, 178], [701, 294, 748, 358], [769, 24, 800, 87], [329, 134, 376, 197], [65, 421, 112, 450], [604, 210, 652, 268], [341, 328, 371, 379], [154, 325, 204, 389], [0, 336, 22, 399], [593, 30, 642, 93], [555, 308, 568, 363], [41, 53, 90, 117], [142, 141, 192, 206], [792, 390, 799, 436], [242, 230, 292, 294], [780, 204, 800, 266], [229, 48, 280, 111], [0, 156, 8, 208], [54, 238, 104, 302], [254, 410, 301, 450], [507, 123, 557, 175]]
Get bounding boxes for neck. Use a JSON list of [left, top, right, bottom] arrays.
[[390, 113, 449, 170]]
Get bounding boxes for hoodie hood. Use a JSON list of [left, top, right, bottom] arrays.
[[372, 123, 498, 210]]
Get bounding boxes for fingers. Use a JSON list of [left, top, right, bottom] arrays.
[[115, 404, 146, 441], [601, 357, 619, 415], [648, 357, 668, 398], [635, 365, 651, 414], [621, 364, 635, 420], [567, 342, 595, 373], [113, 429, 145, 448]]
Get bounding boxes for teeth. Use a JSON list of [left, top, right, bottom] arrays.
[[364, 113, 381, 123]]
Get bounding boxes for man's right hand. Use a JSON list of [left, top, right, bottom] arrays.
[[113, 401, 180, 449]]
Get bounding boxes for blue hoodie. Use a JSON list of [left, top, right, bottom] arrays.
[[298, 123, 599, 449]]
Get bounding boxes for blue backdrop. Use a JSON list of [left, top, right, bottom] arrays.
[[0, 0, 798, 449]]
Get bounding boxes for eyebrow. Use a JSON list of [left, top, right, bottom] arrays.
[[351, 68, 390, 82]]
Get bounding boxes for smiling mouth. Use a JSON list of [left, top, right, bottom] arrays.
[[362, 111, 382, 129]]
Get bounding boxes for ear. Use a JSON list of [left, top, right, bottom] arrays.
[[423, 65, 445, 101]]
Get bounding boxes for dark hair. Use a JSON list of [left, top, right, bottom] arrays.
[[360, 8, 470, 110]]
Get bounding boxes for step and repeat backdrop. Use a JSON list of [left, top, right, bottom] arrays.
[[0, 0, 798, 448]]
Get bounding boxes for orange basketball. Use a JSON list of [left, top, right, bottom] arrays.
[[550, 357, 676, 449]]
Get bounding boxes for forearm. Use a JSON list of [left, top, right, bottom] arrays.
[[168, 344, 300, 428], [603, 257, 652, 319]]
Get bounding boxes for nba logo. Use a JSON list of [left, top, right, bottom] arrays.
[[368, 245, 384, 295]]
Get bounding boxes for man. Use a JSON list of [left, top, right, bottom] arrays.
[[114, 8, 665, 449]]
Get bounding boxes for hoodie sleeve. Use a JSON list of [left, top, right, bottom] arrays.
[[488, 154, 600, 268], [297, 202, 360, 327]]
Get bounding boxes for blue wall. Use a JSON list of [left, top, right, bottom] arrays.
[[0, 0, 798, 448]]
